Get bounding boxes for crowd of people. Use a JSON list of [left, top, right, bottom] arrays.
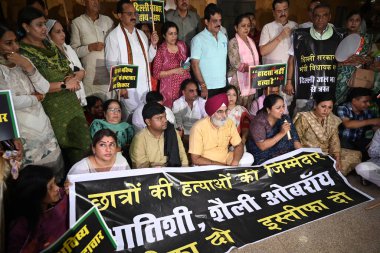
[[0, 0, 379, 252]]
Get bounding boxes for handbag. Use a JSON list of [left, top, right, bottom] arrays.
[[349, 68, 375, 89]]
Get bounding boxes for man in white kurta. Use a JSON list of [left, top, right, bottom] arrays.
[[259, 0, 297, 106], [105, 1, 159, 116], [70, 0, 114, 100]]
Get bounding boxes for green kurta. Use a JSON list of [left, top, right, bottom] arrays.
[[20, 40, 91, 167]]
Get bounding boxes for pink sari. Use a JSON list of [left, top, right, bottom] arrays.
[[236, 34, 259, 97]]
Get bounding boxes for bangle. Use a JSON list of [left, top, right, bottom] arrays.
[[200, 82, 207, 88]]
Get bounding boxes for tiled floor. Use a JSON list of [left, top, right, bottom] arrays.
[[233, 174, 380, 253]]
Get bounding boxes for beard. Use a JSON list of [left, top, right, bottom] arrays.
[[211, 116, 227, 127]]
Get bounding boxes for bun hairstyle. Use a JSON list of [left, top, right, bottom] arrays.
[[262, 94, 284, 113]]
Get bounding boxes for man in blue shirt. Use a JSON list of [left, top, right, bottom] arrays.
[[191, 3, 227, 98], [337, 88, 380, 161]]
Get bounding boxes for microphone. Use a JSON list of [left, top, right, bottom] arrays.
[[282, 116, 292, 140]]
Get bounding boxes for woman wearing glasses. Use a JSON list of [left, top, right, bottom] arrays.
[[90, 99, 134, 158], [68, 129, 130, 175]]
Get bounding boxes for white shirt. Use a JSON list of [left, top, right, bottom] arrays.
[[68, 152, 130, 175], [132, 103, 176, 132], [105, 25, 157, 113], [259, 20, 298, 64], [172, 96, 207, 135], [70, 14, 114, 97]]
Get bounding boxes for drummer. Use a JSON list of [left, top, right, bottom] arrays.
[[335, 10, 374, 106], [284, 3, 344, 115]]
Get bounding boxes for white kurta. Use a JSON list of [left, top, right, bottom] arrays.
[[105, 24, 157, 114], [0, 62, 63, 173], [70, 14, 114, 100]]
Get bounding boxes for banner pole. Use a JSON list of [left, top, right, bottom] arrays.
[[150, 0, 155, 31]]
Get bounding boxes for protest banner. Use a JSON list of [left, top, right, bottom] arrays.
[[0, 90, 20, 141], [293, 28, 344, 99], [69, 148, 373, 253], [42, 206, 116, 253], [249, 63, 287, 89], [133, 0, 165, 24], [108, 65, 139, 92]]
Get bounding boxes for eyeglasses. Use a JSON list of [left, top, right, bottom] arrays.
[[121, 12, 138, 17], [107, 108, 121, 113]]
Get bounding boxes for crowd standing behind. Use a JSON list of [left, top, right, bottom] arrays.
[[0, 0, 380, 251]]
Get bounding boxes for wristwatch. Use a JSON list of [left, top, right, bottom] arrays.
[[60, 82, 66, 90]]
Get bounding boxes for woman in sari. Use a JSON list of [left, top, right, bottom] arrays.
[[246, 94, 301, 165], [0, 24, 63, 173], [335, 10, 373, 106], [228, 13, 260, 109], [294, 93, 342, 170], [18, 7, 91, 168]]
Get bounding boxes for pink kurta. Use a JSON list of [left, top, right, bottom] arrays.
[[153, 40, 190, 108]]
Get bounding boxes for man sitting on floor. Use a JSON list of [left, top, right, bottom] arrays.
[[337, 88, 380, 161], [355, 129, 380, 186], [130, 102, 188, 168], [189, 93, 254, 166]]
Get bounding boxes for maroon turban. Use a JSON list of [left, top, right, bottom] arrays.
[[205, 93, 229, 116]]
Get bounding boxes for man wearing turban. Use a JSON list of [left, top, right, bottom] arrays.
[[189, 93, 254, 166]]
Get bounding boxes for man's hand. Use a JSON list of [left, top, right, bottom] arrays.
[[278, 27, 291, 41], [88, 42, 104, 52], [119, 89, 129, 99], [151, 31, 159, 47], [201, 86, 208, 98], [284, 80, 294, 95]]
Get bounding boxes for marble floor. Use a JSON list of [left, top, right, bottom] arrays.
[[233, 173, 380, 253]]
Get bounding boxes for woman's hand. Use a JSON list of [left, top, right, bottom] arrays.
[[279, 121, 291, 137], [343, 54, 368, 65], [74, 69, 85, 82], [32, 92, 45, 102], [172, 67, 187, 75], [6, 52, 34, 73], [65, 77, 81, 92]]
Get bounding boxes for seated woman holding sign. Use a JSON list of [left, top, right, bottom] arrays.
[[69, 129, 131, 175], [7, 165, 68, 253], [90, 99, 134, 159], [227, 13, 260, 109], [246, 94, 301, 165]]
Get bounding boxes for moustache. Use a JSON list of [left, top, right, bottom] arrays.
[[280, 15, 286, 18]]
